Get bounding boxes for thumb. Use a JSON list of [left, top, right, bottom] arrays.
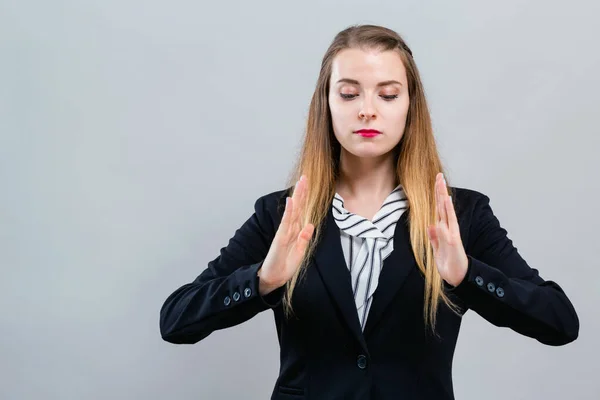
[[427, 225, 439, 252], [291, 224, 315, 265], [297, 224, 314, 250]]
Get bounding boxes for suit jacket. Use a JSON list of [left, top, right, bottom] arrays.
[[159, 186, 579, 400]]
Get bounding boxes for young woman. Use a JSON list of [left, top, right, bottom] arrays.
[[159, 24, 579, 399]]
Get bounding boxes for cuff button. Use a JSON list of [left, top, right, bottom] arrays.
[[244, 287, 252, 298], [487, 282, 496, 292], [232, 292, 241, 302], [496, 287, 505, 297], [224, 296, 231, 306], [475, 276, 484, 286]]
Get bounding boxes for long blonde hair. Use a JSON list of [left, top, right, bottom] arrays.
[[284, 24, 460, 333]]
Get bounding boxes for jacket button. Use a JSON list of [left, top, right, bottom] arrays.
[[224, 296, 231, 306], [496, 287, 505, 297], [232, 292, 241, 302], [487, 282, 496, 292], [475, 276, 484, 286], [357, 354, 367, 369], [244, 287, 252, 298]]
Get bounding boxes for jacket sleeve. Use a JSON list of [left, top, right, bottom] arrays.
[[449, 192, 579, 346], [159, 193, 286, 344]]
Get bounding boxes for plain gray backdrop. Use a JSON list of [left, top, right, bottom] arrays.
[[1, 0, 598, 399]]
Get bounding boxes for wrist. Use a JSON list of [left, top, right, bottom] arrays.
[[449, 255, 470, 287], [257, 268, 283, 296]]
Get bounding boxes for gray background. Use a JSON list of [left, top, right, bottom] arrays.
[[1, 0, 598, 399]]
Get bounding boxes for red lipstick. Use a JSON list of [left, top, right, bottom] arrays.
[[355, 129, 381, 138]]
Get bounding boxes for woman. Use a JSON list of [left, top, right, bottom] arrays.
[[159, 24, 579, 399]]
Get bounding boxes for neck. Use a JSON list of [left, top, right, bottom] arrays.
[[335, 149, 398, 201]]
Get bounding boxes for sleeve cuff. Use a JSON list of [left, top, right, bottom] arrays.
[[254, 261, 286, 308], [445, 256, 473, 293], [216, 261, 285, 316], [445, 255, 508, 304]]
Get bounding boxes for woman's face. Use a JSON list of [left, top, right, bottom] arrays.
[[328, 48, 410, 159]]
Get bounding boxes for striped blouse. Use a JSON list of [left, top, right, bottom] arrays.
[[332, 184, 408, 331]]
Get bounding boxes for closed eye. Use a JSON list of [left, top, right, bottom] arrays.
[[340, 94, 399, 101]]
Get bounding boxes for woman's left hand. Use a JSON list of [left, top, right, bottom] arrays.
[[427, 173, 469, 287]]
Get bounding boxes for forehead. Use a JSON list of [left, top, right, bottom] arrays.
[[330, 48, 407, 84]]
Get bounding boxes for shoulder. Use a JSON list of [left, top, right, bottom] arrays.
[[253, 184, 494, 225], [255, 185, 491, 214], [448, 185, 495, 226], [251, 186, 294, 230], [449, 185, 489, 206], [256, 186, 292, 211], [445, 186, 498, 256]]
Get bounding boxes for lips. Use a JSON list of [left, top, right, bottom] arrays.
[[355, 129, 381, 138]]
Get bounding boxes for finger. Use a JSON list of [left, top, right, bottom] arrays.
[[291, 177, 302, 206], [428, 225, 439, 253], [435, 173, 444, 222], [279, 196, 293, 241], [299, 223, 315, 243], [300, 175, 309, 211], [292, 223, 315, 265], [296, 176, 306, 216], [439, 175, 449, 227], [290, 177, 303, 231], [445, 194, 459, 237], [437, 214, 450, 243], [435, 174, 441, 222], [297, 176, 309, 227]]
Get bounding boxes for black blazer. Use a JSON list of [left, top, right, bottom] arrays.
[[159, 186, 579, 400]]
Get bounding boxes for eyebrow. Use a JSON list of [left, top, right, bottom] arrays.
[[335, 78, 403, 87]]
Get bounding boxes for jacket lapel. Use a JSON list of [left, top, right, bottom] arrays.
[[313, 206, 419, 347], [313, 208, 368, 351], [362, 210, 418, 338]]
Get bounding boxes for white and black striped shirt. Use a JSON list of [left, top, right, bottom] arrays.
[[332, 185, 408, 331]]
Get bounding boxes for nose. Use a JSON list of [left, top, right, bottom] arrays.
[[358, 97, 377, 120]]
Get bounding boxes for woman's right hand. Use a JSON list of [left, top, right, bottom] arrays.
[[257, 175, 315, 296]]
